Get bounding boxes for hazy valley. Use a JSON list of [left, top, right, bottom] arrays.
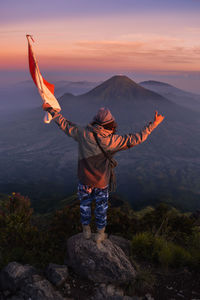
[[0, 75, 200, 212]]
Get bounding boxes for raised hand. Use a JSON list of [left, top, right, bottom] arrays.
[[42, 102, 52, 111], [154, 111, 165, 125]]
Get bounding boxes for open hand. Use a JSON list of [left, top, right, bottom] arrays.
[[154, 111, 165, 125]]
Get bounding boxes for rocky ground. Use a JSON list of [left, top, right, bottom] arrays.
[[0, 234, 200, 300]]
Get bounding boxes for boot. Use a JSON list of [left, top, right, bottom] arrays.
[[95, 227, 107, 246], [82, 224, 91, 239]]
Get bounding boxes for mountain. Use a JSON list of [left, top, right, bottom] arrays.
[[55, 80, 101, 97], [0, 75, 200, 211], [59, 75, 199, 124], [83, 75, 166, 102], [59, 75, 174, 124], [0, 80, 100, 121], [140, 80, 200, 112]]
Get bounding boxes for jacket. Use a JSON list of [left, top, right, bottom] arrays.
[[48, 108, 159, 188]]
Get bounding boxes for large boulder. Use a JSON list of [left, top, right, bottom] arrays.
[[66, 233, 136, 284], [0, 262, 69, 300], [22, 274, 65, 300], [0, 262, 36, 292], [109, 235, 131, 257]]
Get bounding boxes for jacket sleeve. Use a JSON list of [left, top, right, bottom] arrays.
[[47, 108, 79, 141], [108, 121, 159, 152]]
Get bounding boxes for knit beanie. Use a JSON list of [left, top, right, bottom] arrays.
[[93, 107, 115, 125]]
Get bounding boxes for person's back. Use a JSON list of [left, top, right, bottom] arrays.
[[43, 103, 164, 247]]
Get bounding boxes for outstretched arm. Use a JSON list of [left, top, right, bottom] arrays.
[[108, 111, 165, 152], [42, 103, 79, 141]]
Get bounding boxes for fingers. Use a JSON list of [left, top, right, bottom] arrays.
[[155, 111, 165, 118], [154, 111, 165, 125]]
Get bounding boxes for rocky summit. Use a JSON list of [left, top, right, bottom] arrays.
[[66, 233, 136, 284], [0, 235, 140, 300]]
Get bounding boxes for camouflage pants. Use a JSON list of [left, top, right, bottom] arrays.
[[78, 183, 109, 229]]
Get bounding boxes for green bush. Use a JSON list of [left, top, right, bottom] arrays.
[[131, 232, 154, 260], [131, 232, 192, 269], [0, 193, 80, 268], [157, 240, 191, 268], [0, 193, 200, 272]]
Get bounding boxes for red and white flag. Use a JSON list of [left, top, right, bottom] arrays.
[[26, 34, 61, 123]]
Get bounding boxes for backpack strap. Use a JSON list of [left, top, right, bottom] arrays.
[[93, 132, 117, 191]]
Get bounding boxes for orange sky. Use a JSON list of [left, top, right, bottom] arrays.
[[1, 11, 200, 73], [1, 0, 200, 95]]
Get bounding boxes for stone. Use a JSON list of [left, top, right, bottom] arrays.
[[144, 294, 154, 300], [22, 277, 65, 300], [145, 294, 154, 300], [67, 233, 136, 284], [0, 262, 67, 300], [0, 262, 36, 292], [45, 263, 68, 287], [3, 290, 11, 297], [7, 296, 24, 300], [109, 235, 131, 257], [92, 288, 135, 300], [92, 283, 130, 300]]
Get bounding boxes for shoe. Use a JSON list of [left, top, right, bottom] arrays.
[[82, 224, 91, 239], [95, 227, 107, 245]]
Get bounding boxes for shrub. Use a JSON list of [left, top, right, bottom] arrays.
[[0, 193, 39, 268], [131, 232, 192, 269], [131, 232, 154, 261]]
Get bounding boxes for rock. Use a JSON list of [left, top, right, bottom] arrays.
[[109, 235, 131, 257], [2, 290, 11, 297], [123, 297, 140, 300], [144, 294, 154, 300], [22, 276, 65, 300], [67, 233, 136, 284], [92, 283, 138, 300], [6, 296, 24, 300], [0, 262, 36, 292], [0, 262, 68, 300], [45, 263, 68, 287], [106, 284, 124, 297]]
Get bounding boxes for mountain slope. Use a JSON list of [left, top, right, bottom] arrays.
[[140, 80, 200, 112], [59, 75, 199, 124]]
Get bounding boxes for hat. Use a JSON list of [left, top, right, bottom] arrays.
[[93, 107, 115, 125]]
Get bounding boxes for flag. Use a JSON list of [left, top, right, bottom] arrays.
[[26, 34, 61, 123]]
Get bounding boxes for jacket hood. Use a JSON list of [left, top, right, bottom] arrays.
[[87, 123, 113, 137], [93, 107, 115, 125]]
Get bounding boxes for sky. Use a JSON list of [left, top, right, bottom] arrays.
[[1, 0, 200, 92]]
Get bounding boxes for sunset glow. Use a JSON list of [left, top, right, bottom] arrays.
[[1, 0, 200, 91]]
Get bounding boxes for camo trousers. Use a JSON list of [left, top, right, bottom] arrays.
[[78, 182, 109, 229]]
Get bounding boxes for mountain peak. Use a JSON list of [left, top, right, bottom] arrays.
[[84, 75, 166, 102], [100, 75, 139, 87]]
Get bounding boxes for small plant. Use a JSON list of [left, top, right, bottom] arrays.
[[125, 266, 156, 297], [131, 232, 154, 261]]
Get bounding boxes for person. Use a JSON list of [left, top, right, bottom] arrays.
[[42, 103, 164, 246]]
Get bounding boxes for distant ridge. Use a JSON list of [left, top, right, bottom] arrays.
[[140, 80, 172, 87], [140, 79, 200, 112]]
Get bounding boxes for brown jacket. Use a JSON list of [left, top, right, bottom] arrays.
[[49, 109, 159, 188]]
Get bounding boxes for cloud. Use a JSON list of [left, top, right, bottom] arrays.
[[186, 27, 200, 33], [1, 35, 200, 72], [63, 39, 200, 70]]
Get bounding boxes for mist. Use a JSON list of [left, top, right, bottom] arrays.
[[0, 75, 200, 212]]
